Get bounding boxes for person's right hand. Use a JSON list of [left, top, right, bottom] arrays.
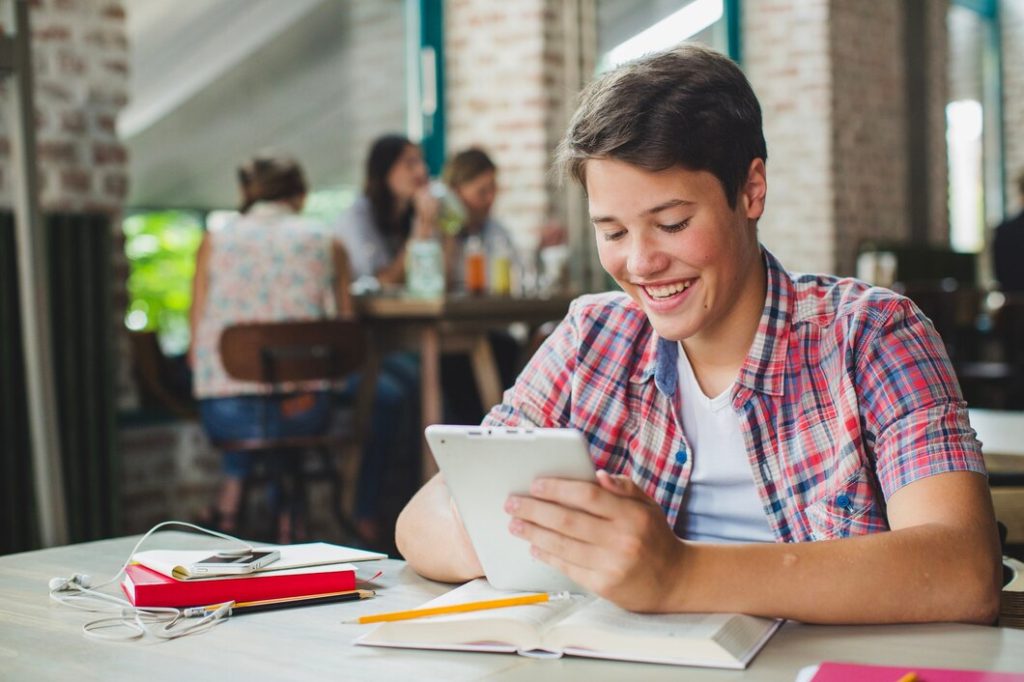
[[411, 186, 440, 238]]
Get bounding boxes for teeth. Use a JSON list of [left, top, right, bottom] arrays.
[[646, 280, 692, 299]]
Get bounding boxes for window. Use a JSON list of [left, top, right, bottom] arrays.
[[947, 0, 1004, 255], [123, 210, 203, 355], [597, 0, 738, 72]]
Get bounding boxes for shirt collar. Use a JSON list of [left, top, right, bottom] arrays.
[[246, 201, 298, 218], [633, 248, 792, 398]]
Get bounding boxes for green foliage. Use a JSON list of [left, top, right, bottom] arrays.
[[122, 211, 203, 355]]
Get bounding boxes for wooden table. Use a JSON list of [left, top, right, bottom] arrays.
[[355, 293, 575, 480], [3, 532, 1023, 681]]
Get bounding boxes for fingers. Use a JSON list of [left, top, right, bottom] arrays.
[[523, 472, 643, 519], [509, 514, 604, 571], [506, 494, 604, 544]]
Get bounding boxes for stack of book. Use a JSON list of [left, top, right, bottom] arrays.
[[122, 542, 386, 608], [1001, 557, 1024, 629]]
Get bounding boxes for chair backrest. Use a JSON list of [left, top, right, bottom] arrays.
[[994, 295, 1024, 366], [219, 319, 366, 385]]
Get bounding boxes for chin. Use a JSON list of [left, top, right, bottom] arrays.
[[647, 317, 698, 343]]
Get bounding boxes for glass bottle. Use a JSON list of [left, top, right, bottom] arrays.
[[406, 237, 445, 298], [464, 235, 486, 295]]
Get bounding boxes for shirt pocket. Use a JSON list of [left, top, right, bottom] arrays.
[[803, 466, 889, 540]]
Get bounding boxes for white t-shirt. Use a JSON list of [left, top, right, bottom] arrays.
[[675, 343, 775, 543]]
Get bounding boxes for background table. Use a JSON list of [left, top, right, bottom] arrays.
[[2, 532, 1023, 680], [356, 293, 575, 480]]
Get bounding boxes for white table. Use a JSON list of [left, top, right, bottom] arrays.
[[2, 532, 1023, 680]]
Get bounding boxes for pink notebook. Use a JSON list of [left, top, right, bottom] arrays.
[[807, 661, 1024, 681]]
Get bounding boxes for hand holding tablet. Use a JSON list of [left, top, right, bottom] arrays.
[[425, 425, 597, 593]]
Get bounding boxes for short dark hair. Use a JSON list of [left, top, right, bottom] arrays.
[[555, 44, 766, 208], [444, 147, 496, 188], [237, 151, 307, 213]]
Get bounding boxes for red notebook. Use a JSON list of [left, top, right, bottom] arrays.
[[121, 562, 357, 608], [807, 661, 1024, 681]]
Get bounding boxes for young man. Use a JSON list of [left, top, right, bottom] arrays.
[[395, 45, 1001, 624]]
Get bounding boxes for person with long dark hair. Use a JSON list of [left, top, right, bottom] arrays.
[[333, 134, 435, 545], [337, 134, 440, 285]]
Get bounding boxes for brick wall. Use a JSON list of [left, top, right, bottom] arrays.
[[0, 0, 130, 212], [743, 0, 835, 274], [829, 1, 909, 276], [444, 0, 595, 255], [0, 0, 134, 408], [744, 0, 948, 276], [1004, 0, 1024, 214]]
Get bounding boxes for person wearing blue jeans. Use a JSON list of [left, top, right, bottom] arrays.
[[338, 351, 420, 545], [198, 391, 332, 540]]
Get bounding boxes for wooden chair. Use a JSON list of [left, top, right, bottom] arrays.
[[215, 319, 375, 543]]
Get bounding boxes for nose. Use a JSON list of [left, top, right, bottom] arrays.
[[626, 233, 669, 278]]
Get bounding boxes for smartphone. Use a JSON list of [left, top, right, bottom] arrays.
[[188, 549, 281, 576]]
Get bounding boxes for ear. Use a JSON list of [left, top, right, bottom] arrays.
[[741, 158, 767, 220]]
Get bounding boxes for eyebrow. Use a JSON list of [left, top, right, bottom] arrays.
[[590, 198, 694, 224]]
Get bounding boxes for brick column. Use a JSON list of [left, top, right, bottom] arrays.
[[444, 0, 595, 256], [744, 0, 949, 276], [0, 0, 131, 401]]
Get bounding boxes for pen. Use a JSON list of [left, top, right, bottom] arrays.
[[186, 589, 375, 617], [895, 674, 918, 682], [345, 591, 571, 624]]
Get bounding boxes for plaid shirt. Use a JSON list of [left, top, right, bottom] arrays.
[[484, 249, 986, 542]]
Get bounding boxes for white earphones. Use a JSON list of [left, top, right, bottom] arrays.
[[48, 573, 91, 592], [48, 520, 252, 642]]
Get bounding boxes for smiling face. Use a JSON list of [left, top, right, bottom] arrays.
[[586, 157, 767, 347]]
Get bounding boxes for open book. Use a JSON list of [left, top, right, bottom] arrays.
[[355, 579, 781, 669]]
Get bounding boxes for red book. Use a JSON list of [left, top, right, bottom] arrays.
[[121, 562, 357, 608]]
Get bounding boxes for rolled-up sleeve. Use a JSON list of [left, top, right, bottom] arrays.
[[855, 297, 987, 499]]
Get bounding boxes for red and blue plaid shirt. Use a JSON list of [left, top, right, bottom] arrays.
[[484, 249, 986, 542]]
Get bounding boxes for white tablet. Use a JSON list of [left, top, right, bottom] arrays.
[[425, 424, 597, 593]]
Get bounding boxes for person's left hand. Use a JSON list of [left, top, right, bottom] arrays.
[[506, 470, 686, 612]]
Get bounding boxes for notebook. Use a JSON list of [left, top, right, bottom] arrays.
[[355, 578, 781, 669], [132, 542, 386, 580]]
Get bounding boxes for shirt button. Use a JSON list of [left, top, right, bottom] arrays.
[[675, 449, 687, 465], [836, 493, 851, 509]]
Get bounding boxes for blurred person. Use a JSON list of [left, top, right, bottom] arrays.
[[443, 147, 519, 291], [993, 169, 1024, 293], [440, 147, 523, 422], [333, 134, 435, 544], [190, 151, 353, 542], [336, 134, 440, 285]]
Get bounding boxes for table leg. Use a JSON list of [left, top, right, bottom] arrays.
[[469, 335, 503, 414], [420, 326, 441, 481]]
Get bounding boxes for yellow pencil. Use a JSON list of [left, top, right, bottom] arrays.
[[895, 673, 918, 682], [345, 591, 571, 624]]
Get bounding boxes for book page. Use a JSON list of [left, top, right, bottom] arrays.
[[543, 598, 778, 667], [356, 579, 584, 652]]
